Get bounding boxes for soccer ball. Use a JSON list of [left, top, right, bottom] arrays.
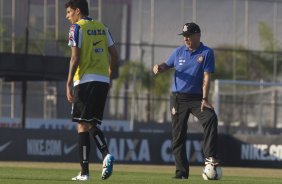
[[202, 163, 222, 180]]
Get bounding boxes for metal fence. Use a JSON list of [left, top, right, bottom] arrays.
[[1, 0, 282, 134], [1, 79, 282, 134], [214, 79, 282, 134]]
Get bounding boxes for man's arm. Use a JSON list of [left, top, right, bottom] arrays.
[[201, 72, 214, 111], [108, 45, 118, 80], [66, 46, 80, 103], [202, 72, 211, 100]]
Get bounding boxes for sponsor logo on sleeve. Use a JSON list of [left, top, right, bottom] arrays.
[[69, 25, 76, 41]]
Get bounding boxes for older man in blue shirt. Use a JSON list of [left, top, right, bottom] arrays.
[[153, 22, 219, 179]]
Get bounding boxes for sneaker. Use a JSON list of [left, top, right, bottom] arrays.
[[172, 175, 188, 179], [71, 172, 90, 181], [205, 157, 220, 166], [172, 171, 188, 179], [101, 154, 115, 180]]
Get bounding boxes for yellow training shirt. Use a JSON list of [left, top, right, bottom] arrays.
[[68, 17, 114, 86]]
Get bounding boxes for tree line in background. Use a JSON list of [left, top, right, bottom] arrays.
[[215, 21, 282, 82]]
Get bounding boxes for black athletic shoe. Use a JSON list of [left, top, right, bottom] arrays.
[[172, 175, 188, 179], [172, 172, 188, 179]]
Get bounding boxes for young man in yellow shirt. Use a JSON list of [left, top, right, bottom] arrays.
[[65, 0, 118, 181]]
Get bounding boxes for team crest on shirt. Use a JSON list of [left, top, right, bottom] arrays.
[[171, 107, 176, 115], [197, 55, 204, 63]]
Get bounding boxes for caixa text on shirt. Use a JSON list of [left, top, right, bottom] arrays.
[[87, 29, 106, 36]]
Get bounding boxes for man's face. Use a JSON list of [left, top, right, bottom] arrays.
[[183, 33, 201, 49], [66, 7, 79, 24]]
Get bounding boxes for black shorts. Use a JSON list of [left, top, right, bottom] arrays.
[[72, 81, 109, 124]]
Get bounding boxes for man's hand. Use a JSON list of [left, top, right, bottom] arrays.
[[153, 64, 160, 75], [66, 82, 73, 103], [201, 99, 214, 112], [153, 63, 167, 75]]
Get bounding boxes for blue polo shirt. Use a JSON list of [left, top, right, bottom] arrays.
[[166, 42, 215, 94]]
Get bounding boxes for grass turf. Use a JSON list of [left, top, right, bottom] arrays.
[[0, 162, 282, 184]]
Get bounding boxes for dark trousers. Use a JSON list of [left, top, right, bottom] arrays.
[[170, 93, 218, 176]]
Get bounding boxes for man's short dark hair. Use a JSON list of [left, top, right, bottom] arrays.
[[65, 0, 89, 16]]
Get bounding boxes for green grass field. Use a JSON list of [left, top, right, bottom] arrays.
[[0, 162, 282, 184]]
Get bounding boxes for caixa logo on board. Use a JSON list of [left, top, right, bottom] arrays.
[[161, 139, 204, 163], [96, 138, 151, 162], [95, 138, 204, 163], [26, 139, 77, 156]]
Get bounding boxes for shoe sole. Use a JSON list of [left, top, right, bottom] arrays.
[[101, 156, 114, 180]]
